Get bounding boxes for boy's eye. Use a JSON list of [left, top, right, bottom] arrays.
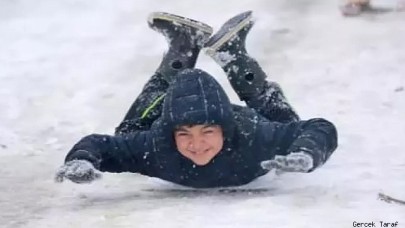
[[203, 130, 214, 134], [176, 132, 189, 137]]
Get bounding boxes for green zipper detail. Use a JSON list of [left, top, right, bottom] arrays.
[[141, 93, 166, 119]]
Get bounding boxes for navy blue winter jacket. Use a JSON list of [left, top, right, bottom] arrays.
[[65, 69, 338, 188]]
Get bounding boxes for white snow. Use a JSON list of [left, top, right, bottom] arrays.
[[1, 0, 405, 227], [212, 51, 237, 67]]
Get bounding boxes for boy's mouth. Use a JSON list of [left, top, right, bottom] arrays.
[[190, 149, 210, 155]]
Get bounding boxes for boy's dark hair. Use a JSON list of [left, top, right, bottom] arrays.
[[174, 124, 221, 132]]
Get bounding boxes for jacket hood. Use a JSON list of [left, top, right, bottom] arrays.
[[161, 68, 234, 136]]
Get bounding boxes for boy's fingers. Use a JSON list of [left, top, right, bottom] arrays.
[[261, 160, 279, 170], [54, 170, 65, 183]]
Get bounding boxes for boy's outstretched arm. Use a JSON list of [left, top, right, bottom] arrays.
[[257, 118, 338, 172], [56, 131, 158, 183]]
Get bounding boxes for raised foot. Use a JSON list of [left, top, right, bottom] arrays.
[[204, 11, 253, 56]]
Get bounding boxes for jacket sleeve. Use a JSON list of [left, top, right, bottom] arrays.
[[256, 118, 338, 171], [64, 131, 159, 176]]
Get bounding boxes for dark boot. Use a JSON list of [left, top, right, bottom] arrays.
[[204, 11, 266, 101], [148, 12, 213, 83], [205, 11, 299, 123]]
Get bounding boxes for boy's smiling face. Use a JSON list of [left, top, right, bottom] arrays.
[[174, 124, 224, 166]]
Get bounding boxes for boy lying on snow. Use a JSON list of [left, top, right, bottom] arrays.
[[55, 11, 338, 188]]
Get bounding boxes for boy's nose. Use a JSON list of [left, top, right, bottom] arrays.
[[189, 138, 204, 151]]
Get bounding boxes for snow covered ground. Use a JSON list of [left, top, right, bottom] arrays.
[[1, 0, 404, 227]]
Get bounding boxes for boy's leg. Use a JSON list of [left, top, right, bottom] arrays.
[[204, 11, 299, 123], [115, 12, 213, 135], [115, 73, 168, 135]]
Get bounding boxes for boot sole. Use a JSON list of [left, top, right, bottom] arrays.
[[148, 12, 213, 34], [205, 11, 253, 56]]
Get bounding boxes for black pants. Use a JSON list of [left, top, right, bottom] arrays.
[[115, 72, 299, 135]]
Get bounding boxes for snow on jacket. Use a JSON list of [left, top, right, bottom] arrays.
[[64, 69, 338, 188]]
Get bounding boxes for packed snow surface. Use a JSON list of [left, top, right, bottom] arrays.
[[0, 0, 404, 227]]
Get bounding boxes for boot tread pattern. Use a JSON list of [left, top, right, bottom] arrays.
[[148, 12, 213, 34], [205, 11, 253, 55]]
